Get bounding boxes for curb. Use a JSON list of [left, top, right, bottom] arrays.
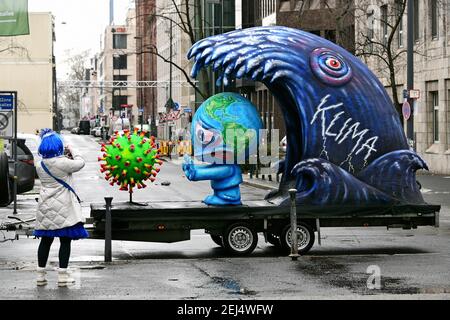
[[242, 180, 278, 191]]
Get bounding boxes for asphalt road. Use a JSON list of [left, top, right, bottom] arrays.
[[0, 133, 449, 299]]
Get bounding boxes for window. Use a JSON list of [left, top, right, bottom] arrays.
[[431, 0, 438, 38], [413, 0, 419, 41], [113, 55, 127, 69], [113, 34, 127, 49], [396, 0, 403, 47], [381, 5, 388, 46], [113, 75, 128, 81], [112, 95, 128, 110], [367, 9, 375, 52], [325, 30, 336, 43], [431, 91, 439, 142]]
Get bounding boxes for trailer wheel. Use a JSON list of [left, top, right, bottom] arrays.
[[0, 152, 12, 207], [280, 222, 315, 255], [210, 234, 224, 247], [223, 223, 258, 256]]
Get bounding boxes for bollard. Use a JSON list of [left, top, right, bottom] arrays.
[[288, 189, 300, 261], [104, 197, 113, 263]]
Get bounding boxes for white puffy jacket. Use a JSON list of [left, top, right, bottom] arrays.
[[35, 148, 85, 230]]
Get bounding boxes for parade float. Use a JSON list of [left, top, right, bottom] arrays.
[[5, 27, 440, 257]]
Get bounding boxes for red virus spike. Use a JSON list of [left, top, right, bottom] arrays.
[[151, 170, 158, 177], [129, 144, 135, 151], [116, 143, 122, 149], [150, 177, 156, 182], [100, 168, 106, 173], [155, 154, 160, 159], [144, 163, 152, 170], [136, 157, 143, 163], [114, 131, 119, 135], [115, 155, 121, 161], [98, 157, 105, 162], [134, 127, 139, 133], [141, 182, 147, 188], [101, 147, 107, 152], [155, 168, 161, 173], [124, 161, 130, 167], [109, 181, 115, 186], [134, 167, 141, 174], [137, 183, 142, 189], [130, 177, 135, 185], [122, 169, 127, 177], [143, 171, 151, 177], [156, 160, 163, 165]]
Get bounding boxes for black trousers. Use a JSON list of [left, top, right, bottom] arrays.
[[37, 237, 71, 269]]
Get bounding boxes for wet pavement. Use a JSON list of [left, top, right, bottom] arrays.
[[0, 133, 449, 299]]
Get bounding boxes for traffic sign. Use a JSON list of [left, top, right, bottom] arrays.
[[0, 111, 14, 138], [0, 94, 14, 110], [402, 101, 411, 121]]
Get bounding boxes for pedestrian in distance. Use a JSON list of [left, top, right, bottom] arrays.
[[33, 128, 88, 287]]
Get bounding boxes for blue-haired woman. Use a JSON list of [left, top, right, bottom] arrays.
[[34, 129, 88, 287]]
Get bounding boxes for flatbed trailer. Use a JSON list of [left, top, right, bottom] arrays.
[[88, 199, 440, 256]]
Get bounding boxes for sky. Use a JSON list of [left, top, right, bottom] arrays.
[[28, 0, 132, 79]]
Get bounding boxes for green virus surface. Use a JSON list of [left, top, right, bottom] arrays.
[[99, 128, 162, 193]]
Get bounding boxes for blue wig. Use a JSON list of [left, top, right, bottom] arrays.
[[38, 128, 64, 159]]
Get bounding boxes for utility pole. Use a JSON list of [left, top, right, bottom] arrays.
[[169, 18, 173, 141], [406, 0, 414, 148]]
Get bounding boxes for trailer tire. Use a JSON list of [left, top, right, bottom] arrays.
[[0, 152, 12, 207], [280, 222, 315, 255], [223, 223, 258, 256], [210, 234, 224, 247]]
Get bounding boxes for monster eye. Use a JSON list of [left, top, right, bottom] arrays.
[[325, 57, 341, 70], [310, 48, 352, 86]]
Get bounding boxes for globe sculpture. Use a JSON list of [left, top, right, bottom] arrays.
[[99, 128, 163, 194], [183, 92, 263, 206]]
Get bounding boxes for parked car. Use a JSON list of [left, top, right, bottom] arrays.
[[0, 139, 36, 207], [79, 120, 91, 135], [70, 127, 80, 134], [94, 127, 103, 137], [90, 126, 101, 136]]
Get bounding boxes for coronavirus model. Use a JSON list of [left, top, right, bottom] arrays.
[[187, 26, 429, 207], [99, 128, 163, 193], [183, 92, 263, 206]]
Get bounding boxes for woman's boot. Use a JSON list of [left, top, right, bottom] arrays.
[[36, 267, 47, 286], [57, 268, 75, 287]]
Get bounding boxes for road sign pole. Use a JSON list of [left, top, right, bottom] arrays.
[[13, 92, 17, 214]]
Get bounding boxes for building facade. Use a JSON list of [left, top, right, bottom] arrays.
[[155, 0, 196, 140], [136, 0, 158, 135], [0, 12, 56, 134], [98, 8, 138, 130], [355, 0, 450, 174]]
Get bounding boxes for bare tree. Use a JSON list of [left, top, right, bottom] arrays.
[[148, 0, 212, 100], [57, 50, 90, 128]]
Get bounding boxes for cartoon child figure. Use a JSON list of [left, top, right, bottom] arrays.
[[183, 92, 263, 206]]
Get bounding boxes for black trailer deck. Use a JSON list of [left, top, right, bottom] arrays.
[[89, 200, 440, 256]]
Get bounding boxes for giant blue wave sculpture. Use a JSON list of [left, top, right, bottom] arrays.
[[187, 26, 427, 207]]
